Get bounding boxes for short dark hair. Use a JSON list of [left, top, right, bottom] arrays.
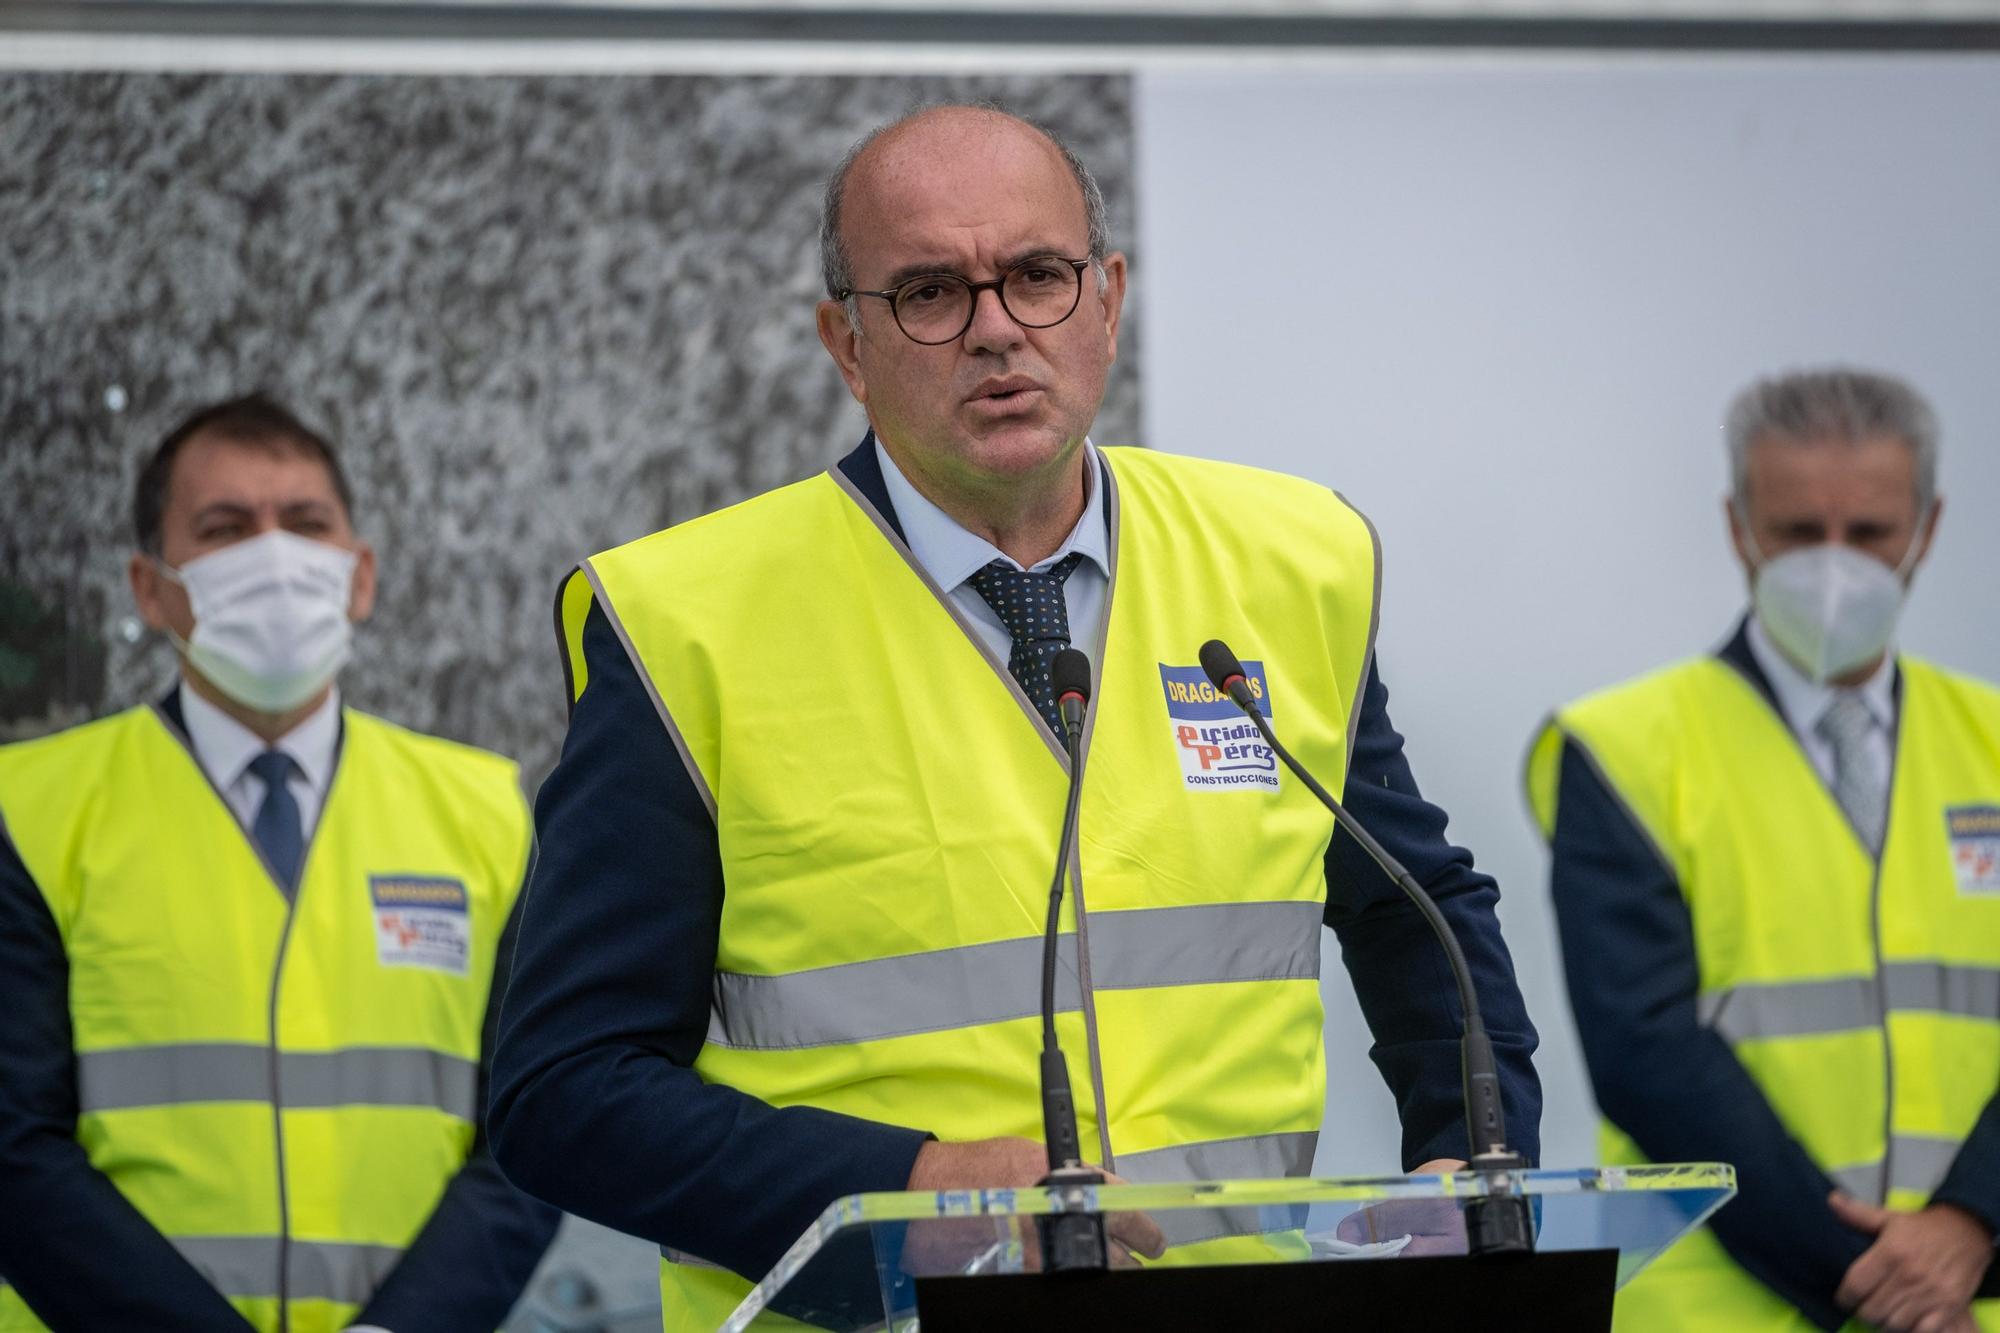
[[134, 393, 355, 555]]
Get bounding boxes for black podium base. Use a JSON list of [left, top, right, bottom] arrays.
[[915, 1247, 1619, 1332]]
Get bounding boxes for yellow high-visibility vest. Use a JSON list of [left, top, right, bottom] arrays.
[[566, 446, 1381, 1328], [1527, 654, 2000, 1332], [0, 704, 530, 1333]]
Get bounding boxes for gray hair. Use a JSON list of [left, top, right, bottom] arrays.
[[1725, 367, 1940, 512], [818, 102, 1111, 306]]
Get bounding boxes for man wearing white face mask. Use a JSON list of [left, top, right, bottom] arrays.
[[0, 394, 557, 1332], [1526, 367, 2000, 1333]]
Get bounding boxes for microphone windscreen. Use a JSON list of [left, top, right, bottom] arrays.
[[1198, 639, 1247, 692], [1052, 647, 1093, 702]]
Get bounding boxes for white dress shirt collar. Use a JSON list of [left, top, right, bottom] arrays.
[[1745, 613, 1897, 739], [872, 435, 1111, 593], [177, 680, 342, 800]]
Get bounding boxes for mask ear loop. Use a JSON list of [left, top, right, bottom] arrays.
[[1891, 503, 1936, 581], [147, 556, 199, 656], [1735, 501, 1936, 579]]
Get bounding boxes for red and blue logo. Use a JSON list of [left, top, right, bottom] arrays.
[[369, 874, 471, 974], [1947, 806, 2000, 895], [1157, 661, 1279, 790]]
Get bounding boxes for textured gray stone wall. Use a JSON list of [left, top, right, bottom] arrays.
[[0, 71, 1140, 788]]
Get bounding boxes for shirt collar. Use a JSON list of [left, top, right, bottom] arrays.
[[1745, 613, 1897, 737], [177, 680, 342, 796], [872, 435, 1111, 594]]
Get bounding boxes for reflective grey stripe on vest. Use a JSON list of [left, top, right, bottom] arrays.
[[1699, 977, 1877, 1043], [1699, 961, 2000, 1044], [1882, 962, 2000, 1022], [172, 1234, 403, 1304], [1827, 1135, 1966, 1204], [1886, 1135, 1966, 1198], [1829, 1162, 1883, 1200], [77, 1044, 477, 1118], [708, 900, 1322, 1052], [279, 1047, 478, 1116], [1118, 1131, 1318, 1247]]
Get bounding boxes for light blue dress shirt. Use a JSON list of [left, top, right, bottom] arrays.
[[872, 437, 1111, 666], [1744, 614, 1895, 788]]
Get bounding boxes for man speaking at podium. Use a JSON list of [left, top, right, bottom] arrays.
[[491, 104, 1541, 1328]]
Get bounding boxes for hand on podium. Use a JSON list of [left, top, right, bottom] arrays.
[[905, 1136, 1167, 1270], [1333, 1158, 1472, 1258]]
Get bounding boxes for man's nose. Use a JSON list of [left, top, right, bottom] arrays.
[[962, 284, 1025, 353]]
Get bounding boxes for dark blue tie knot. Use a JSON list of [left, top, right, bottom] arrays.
[[248, 750, 305, 894], [967, 551, 1086, 736], [247, 750, 298, 789]]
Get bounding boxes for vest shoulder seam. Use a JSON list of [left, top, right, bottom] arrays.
[[1902, 655, 2000, 703], [577, 558, 718, 823], [0, 703, 155, 764], [1330, 488, 1383, 765], [341, 708, 520, 778], [587, 473, 838, 569], [1563, 654, 1730, 716], [1544, 725, 1682, 889]]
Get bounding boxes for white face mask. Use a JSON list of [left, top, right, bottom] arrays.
[[157, 529, 359, 714], [1742, 513, 1926, 686]]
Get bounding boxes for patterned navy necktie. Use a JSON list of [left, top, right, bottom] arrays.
[[968, 551, 1087, 737], [248, 749, 305, 894]]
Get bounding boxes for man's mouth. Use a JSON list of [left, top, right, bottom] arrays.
[[971, 376, 1041, 405]]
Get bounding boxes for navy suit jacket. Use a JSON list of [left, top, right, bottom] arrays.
[[0, 690, 557, 1331], [489, 438, 1543, 1283], [1549, 620, 2000, 1330]]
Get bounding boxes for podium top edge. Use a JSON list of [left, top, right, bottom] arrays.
[[814, 1162, 1737, 1224]]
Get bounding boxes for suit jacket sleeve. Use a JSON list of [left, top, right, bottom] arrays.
[[0, 821, 255, 1329], [1549, 735, 1872, 1330], [488, 602, 932, 1283], [1324, 659, 1543, 1168], [1933, 1093, 2000, 1239], [354, 883, 561, 1331]]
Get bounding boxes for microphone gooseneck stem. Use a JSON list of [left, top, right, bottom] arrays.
[[1036, 677, 1109, 1274], [1229, 697, 1508, 1159], [1039, 715, 1088, 1171], [1214, 667, 1532, 1254]]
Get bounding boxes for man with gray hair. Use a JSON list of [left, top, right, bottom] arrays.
[[1527, 367, 2000, 1332], [493, 102, 1542, 1331]]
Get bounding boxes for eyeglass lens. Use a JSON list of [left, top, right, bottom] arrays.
[[892, 259, 1083, 344]]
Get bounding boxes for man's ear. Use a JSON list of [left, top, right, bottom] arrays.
[[816, 300, 869, 405], [1724, 495, 1758, 583], [1096, 252, 1129, 361], [1908, 497, 1943, 575], [347, 540, 378, 623], [129, 551, 177, 634]]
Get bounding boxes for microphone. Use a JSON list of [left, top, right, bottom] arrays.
[[1199, 638, 1534, 1256], [1054, 649, 1089, 741], [1036, 647, 1108, 1272]]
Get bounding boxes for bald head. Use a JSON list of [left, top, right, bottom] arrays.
[[809, 99, 1127, 544], [819, 104, 1108, 300]]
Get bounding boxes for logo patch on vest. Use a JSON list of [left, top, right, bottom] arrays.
[[1158, 661, 1279, 791], [370, 875, 471, 974], [1945, 806, 2000, 896]]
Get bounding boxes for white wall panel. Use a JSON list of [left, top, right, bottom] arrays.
[[1137, 54, 2000, 1174]]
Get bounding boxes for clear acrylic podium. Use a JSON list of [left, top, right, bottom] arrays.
[[722, 1163, 1736, 1331]]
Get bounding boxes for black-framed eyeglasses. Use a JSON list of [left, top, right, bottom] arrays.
[[837, 256, 1092, 346]]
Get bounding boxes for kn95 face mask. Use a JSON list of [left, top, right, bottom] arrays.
[[157, 528, 359, 713], [1744, 517, 1925, 685]]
